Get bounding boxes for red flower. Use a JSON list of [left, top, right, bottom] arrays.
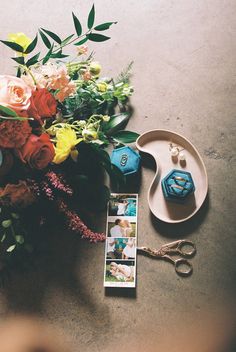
[[28, 88, 57, 124], [0, 180, 36, 207], [0, 120, 32, 148], [17, 133, 55, 170]]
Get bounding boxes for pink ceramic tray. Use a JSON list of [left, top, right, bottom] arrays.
[[136, 129, 208, 223]]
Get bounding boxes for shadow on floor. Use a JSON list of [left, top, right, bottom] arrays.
[[150, 193, 210, 239]]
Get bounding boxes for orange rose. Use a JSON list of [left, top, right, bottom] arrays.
[[17, 133, 55, 170], [0, 75, 32, 117]]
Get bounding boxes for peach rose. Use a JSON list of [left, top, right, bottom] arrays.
[[0, 75, 32, 117]]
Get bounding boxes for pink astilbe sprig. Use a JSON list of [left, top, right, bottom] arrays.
[[41, 180, 55, 201], [27, 171, 73, 200], [57, 199, 106, 243], [45, 171, 73, 196]]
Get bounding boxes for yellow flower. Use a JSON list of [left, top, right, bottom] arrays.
[[8, 32, 31, 53], [97, 82, 107, 92], [53, 126, 82, 164]]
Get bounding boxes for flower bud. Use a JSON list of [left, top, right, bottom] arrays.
[[102, 115, 110, 122], [90, 62, 101, 77], [82, 129, 98, 140]]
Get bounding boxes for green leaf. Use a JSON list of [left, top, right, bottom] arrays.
[[41, 28, 61, 44], [50, 50, 69, 58], [62, 34, 74, 45], [26, 52, 40, 67], [87, 33, 110, 42], [87, 4, 95, 29], [11, 56, 25, 65], [6, 244, 16, 252], [11, 213, 20, 219], [15, 235, 24, 244], [0, 105, 17, 117], [39, 30, 51, 49], [24, 35, 38, 54], [103, 113, 129, 134], [16, 67, 21, 77], [1, 233, 6, 243], [112, 130, 140, 144], [2, 220, 12, 228], [0, 40, 24, 52], [94, 22, 117, 31], [42, 43, 54, 64], [74, 37, 89, 46], [72, 12, 82, 36]]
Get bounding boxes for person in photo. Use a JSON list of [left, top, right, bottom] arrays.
[[117, 199, 128, 215], [109, 219, 123, 237], [107, 238, 117, 259], [120, 219, 133, 237], [109, 262, 134, 282], [122, 238, 136, 259]]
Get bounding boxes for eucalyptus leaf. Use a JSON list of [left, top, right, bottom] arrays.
[[0, 40, 24, 52], [24, 35, 38, 54], [39, 30, 51, 49], [0, 105, 18, 117], [41, 28, 61, 44], [11, 56, 25, 65], [94, 22, 117, 31], [26, 52, 40, 67], [72, 12, 82, 36], [112, 130, 139, 144], [87, 33, 110, 42], [87, 4, 95, 29]]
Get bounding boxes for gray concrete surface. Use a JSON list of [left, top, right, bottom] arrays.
[[0, 0, 236, 351]]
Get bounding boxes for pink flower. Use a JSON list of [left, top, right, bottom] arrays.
[[82, 71, 92, 81], [55, 81, 76, 102], [77, 45, 88, 56], [40, 63, 76, 102], [0, 75, 32, 116]]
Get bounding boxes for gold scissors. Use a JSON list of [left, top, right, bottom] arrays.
[[137, 240, 196, 277]]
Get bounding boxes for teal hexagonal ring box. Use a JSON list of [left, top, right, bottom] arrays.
[[110, 146, 141, 176], [161, 169, 195, 203]]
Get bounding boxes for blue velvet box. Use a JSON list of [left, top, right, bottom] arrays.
[[110, 146, 141, 176], [161, 169, 195, 203]]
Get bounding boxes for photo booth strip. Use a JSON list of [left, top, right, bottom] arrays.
[[104, 193, 138, 288]]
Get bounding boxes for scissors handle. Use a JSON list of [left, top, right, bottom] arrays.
[[177, 240, 196, 257], [162, 240, 196, 257], [174, 258, 193, 276]]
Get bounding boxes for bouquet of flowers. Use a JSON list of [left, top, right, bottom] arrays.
[[0, 5, 138, 276]]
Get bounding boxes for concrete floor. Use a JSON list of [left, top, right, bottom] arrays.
[[0, 0, 236, 351]]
